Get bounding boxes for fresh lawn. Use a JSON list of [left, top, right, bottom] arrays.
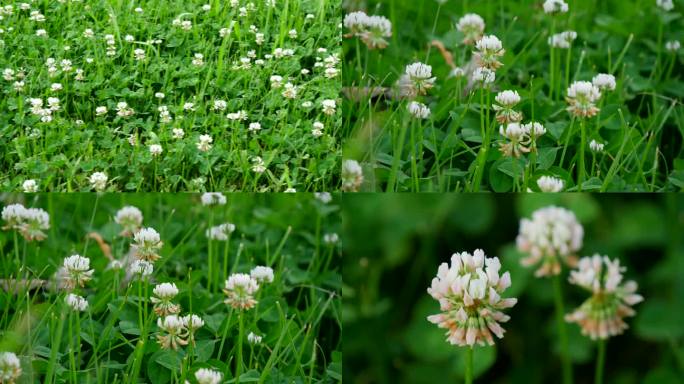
[[0, 0, 341, 192], [342, 0, 684, 192], [0, 192, 341, 383]]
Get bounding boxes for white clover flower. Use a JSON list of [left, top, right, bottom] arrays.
[[133, 48, 146, 61], [157, 315, 188, 350], [427, 249, 517, 346], [227, 110, 248, 121], [206, 223, 236, 241], [192, 53, 204, 66], [132, 227, 163, 262], [149, 144, 163, 157], [65, 293, 88, 312], [196, 134, 213, 152], [665, 40, 681, 52], [213, 100, 227, 111], [195, 368, 222, 384], [537, 176, 565, 192], [407, 101, 431, 119], [247, 332, 263, 345], [22, 179, 38, 193], [182, 314, 204, 330], [592, 73, 616, 91], [341, 159, 363, 192], [566, 81, 601, 118], [315, 192, 332, 204], [543, 0, 569, 14], [1, 204, 27, 231], [589, 139, 605, 153], [360, 15, 392, 49], [248, 122, 262, 132], [517, 206, 583, 277], [403, 62, 436, 97], [522, 122, 547, 138], [0, 352, 21, 383], [63, 255, 94, 289], [251, 156, 266, 173], [321, 99, 337, 115], [201, 192, 227, 206], [656, 0, 674, 12], [95, 106, 108, 116], [282, 82, 298, 99], [323, 233, 339, 245], [129, 260, 154, 278], [250, 266, 274, 283], [548, 31, 577, 49], [223, 273, 259, 310], [269, 75, 283, 88], [151, 282, 181, 316], [492, 90, 522, 124], [472, 67, 495, 86], [344, 11, 370, 35], [456, 13, 485, 45], [566, 254, 644, 340], [474, 35, 505, 70], [116, 102, 135, 117], [114, 206, 143, 236]]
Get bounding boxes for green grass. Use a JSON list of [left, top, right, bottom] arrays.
[[0, 193, 341, 383], [0, 0, 341, 192], [342, 0, 684, 192]]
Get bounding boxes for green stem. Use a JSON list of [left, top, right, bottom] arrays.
[[236, 311, 244, 384], [465, 347, 473, 384], [553, 274, 573, 384], [578, 118, 586, 191], [595, 339, 606, 384]]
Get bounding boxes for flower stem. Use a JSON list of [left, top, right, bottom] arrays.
[[465, 346, 473, 384], [595, 339, 606, 384], [578, 118, 586, 191], [553, 274, 573, 384], [236, 311, 244, 384]]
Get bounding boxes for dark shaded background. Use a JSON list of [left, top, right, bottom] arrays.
[[342, 193, 684, 383]]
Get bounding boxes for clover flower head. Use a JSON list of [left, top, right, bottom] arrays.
[[665, 40, 680, 52], [499, 123, 534, 157], [151, 282, 180, 316], [114, 206, 143, 237], [156, 315, 188, 350], [2, 204, 27, 231], [201, 192, 227, 206], [206, 223, 235, 241], [566, 81, 601, 118], [548, 31, 577, 49], [223, 273, 259, 310], [195, 368, 223, 384], [589, 139, 605, 153], [407, 101, 431, 119], [517, 206, 583, 276], [247, 332, 263, 345], [427, 249, 517, 347], [65, 293, 88, 312], [592, 73, 616, 91], [250, 266, 274, 283], [4, 206, 50, 241], [63, 255, 94, 290], [132, 227, 163, 262], [343, 11, 370, 35], [0, 351, 21, 384], [324, 233, 339, 245], [22, 179, 38, 193], [314, 192, 332, 204], [537, 176, 565, 192], [89, 172, 108, 191], [361, 15, 392, 49], [456, 13, 485, 45], [472, 67, 495, 86], [493, 90, 522, 123], [403, 62, 436, 97], [129, 260, 154, 278], [565, 254, 644, 340], [656, 0, 674, 12], [543, 0, 569, 14], [341, 159, 363, 192], [474, 35, 505, 70]]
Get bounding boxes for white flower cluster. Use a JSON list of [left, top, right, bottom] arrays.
[[427, 249, 517, 346], [223, 273, 260, 310], [343, 11, 392, 49], [656, 0, 674, 12], [537, 175, 565, 192], [65, 293, 89, 312], [132, 227, 163, 262], [250, 266, 274, 283], [565, 255, 644, 340], [195, 368, 223, 384], [456, 13, 486, 45], [516, 206, 583, 276], [201, 192, 227, 206], [1, 203, 50, 241], [407, 101, 431, 119], [341, 159, 363, 192], [548, 31, 577, 49], [474, 35, 505, 70], [493, 90, 522, 124], [0, 351, 22, 383], [498, 121, 546, 158], [62, 255, 95, 290], [89, 172, 108, 191], [566, 80, 603, 118], [206, 223, 236, 241], [114, 205, 143, 236], [543, 0, 569, 14], [151, 282, 181, 316]]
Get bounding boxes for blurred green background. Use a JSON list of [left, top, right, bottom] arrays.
[[342, 193, 684, 383]]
